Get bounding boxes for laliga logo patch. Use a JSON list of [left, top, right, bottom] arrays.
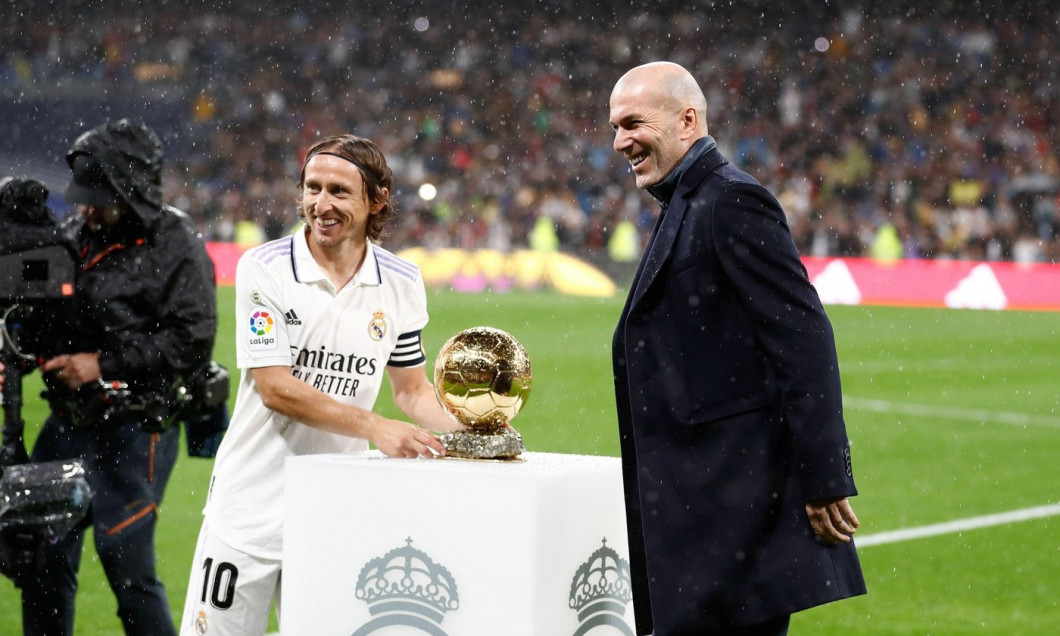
[[248, 309, 277, 350], [368, 311, 386, 341], [250, 310, 273, 336]]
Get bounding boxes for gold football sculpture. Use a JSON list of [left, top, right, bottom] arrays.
[[433, 326, 531, 459]]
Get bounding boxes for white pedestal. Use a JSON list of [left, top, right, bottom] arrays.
[[282, 451, 638, 636]]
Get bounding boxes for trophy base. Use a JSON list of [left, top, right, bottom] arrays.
[[439, 428, 525, 460]]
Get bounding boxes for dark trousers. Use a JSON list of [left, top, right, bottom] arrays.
[[655, 614, 791, 636], [710, 615, 790, 636], [21, 414, 179, 636]]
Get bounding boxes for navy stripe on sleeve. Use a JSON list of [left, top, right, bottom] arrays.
[[388, 330, 426, 367]]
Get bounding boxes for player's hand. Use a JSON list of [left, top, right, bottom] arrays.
[[805, 497, 859, 545], [40, 353, 102, 390], [370, 416, 447, 459]]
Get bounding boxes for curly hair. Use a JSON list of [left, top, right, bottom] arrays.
[[296, 134, 394, 242]]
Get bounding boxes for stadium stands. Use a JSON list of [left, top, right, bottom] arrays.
[[2, 1, 1057, 263]]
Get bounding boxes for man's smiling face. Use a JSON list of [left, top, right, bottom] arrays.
[[609, 81, 689, 190], [300, 153, 382, 251]]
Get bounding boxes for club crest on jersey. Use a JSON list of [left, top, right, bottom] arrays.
[[248, 309, 278, 350], [250, 289, 263, 304], [194, 610, 208, 635], [368, 311, 387, 341]]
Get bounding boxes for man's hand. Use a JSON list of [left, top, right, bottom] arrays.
[[40, 353, 102, 390], [368, 416, 447, 459], [805, 497, 860, 545]]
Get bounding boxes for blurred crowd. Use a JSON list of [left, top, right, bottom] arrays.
[[3, 1, 1059, 264]]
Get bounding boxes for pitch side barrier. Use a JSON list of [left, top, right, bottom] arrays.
[[802, 256, 1060, 311], [205, 244, 1060, 310], [206, 244, 619, 298]]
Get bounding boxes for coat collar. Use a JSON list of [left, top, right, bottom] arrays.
[[646, 136, 717, 205], [628, 145, 729, 311]]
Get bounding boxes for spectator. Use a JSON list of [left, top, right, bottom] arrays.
[[2, 1, 1057, 264]]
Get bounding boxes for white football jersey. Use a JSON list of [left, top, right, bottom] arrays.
[[203, 228, 428, 559]]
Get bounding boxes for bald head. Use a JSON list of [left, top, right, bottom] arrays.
[[612, 62, 709, 130], [609, 61, 709, 189]]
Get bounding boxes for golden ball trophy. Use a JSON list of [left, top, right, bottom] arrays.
[[433, 327, 531, 461]]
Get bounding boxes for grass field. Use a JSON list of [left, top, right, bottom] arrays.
[[1, 287, 1058, 634]]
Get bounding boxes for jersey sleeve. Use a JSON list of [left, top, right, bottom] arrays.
[[387, 272, 429, 368], [235, 250, 294, 369]]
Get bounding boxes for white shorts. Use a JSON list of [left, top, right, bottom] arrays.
[[179, 520, 282, 636]]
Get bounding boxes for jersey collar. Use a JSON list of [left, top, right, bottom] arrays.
[[356, 243, 383, 286], [292, 225, 382, 288]]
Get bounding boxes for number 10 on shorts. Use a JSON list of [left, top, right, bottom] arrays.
[[201, 558, 239, 609]]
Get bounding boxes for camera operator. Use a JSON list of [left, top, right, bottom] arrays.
[[0, 119, 217, 636]]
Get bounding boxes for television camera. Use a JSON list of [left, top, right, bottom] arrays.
[[0, 175, 92, 586], [0, 175, 230, 585]]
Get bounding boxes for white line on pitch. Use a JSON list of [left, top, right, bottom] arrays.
[[856, 503, 1060, 547], [843, 396, 1060, 429], [841, 355, 1029, 374]]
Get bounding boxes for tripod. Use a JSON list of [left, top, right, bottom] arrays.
[[0, 307, 32, 471]]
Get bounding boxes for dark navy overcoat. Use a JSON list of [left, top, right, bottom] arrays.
[[612, 147, 867, 634]]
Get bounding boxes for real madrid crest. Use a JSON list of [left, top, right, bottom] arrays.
[[368, 311, 386, 341], [194, 610, 208, 635], [250, 289, 263, 304]]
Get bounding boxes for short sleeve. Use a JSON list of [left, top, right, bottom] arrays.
[[235, 252, 294, 369]]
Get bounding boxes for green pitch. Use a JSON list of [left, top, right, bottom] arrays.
[[2, 287, 1058, 634]]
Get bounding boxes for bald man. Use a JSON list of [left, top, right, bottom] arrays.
[[608, 62, 866, 635]]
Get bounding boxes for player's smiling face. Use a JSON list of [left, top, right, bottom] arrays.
[[609, 84, 688, 190], [301, 154, 384, 250]]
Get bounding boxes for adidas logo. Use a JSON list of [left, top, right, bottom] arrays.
[[285, 309, 303, 326], [944, 264, 1007, 310]]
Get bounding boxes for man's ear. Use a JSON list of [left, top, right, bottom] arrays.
[[680, 107, 699, 140], [371, 187, 390, 214]]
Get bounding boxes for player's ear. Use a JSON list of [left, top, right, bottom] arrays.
[[370, 187, 389, 215]]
